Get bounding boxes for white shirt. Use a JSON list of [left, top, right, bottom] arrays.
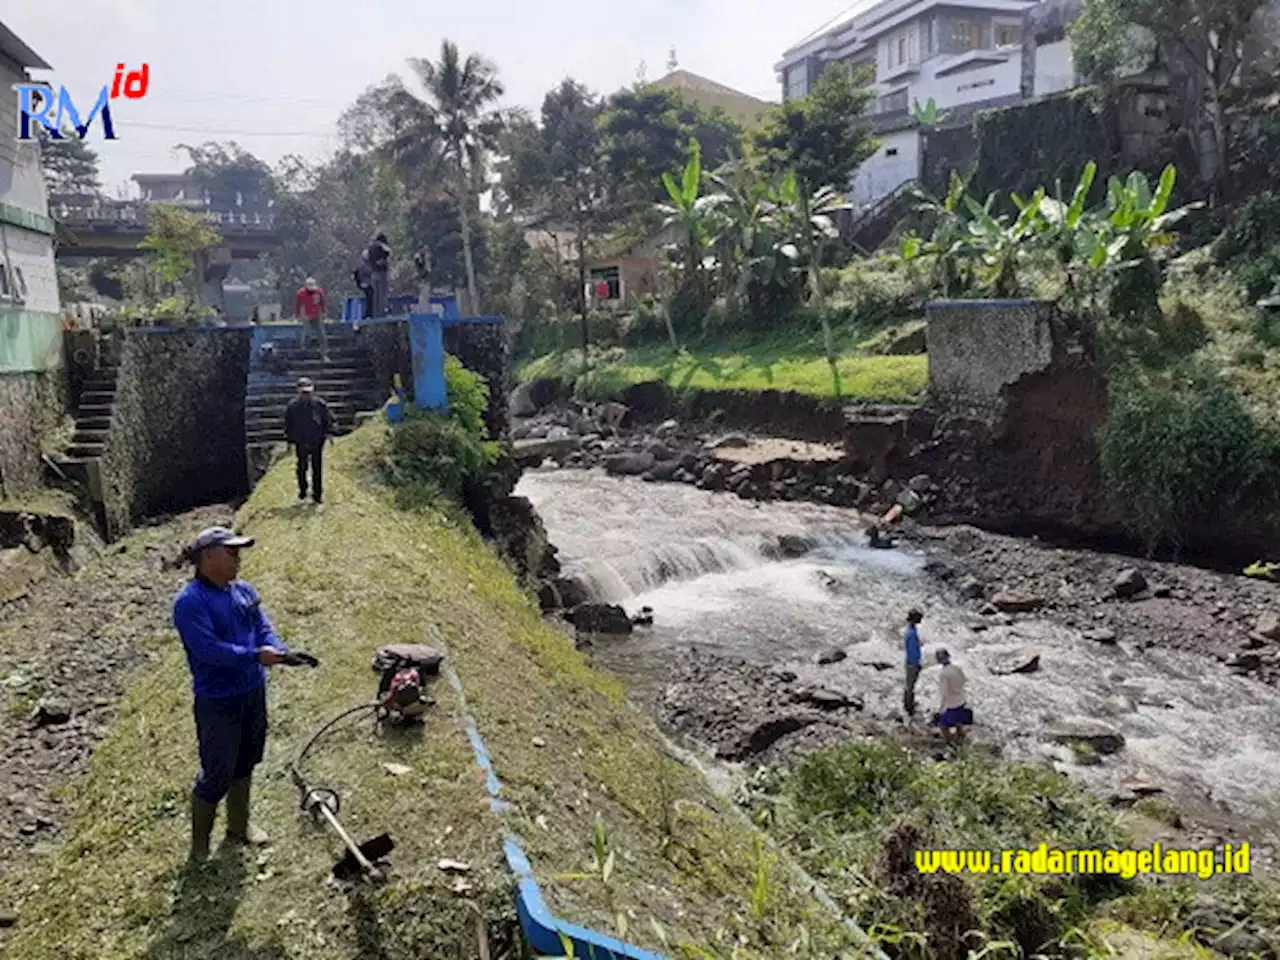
[[939, 664, 967, 711]]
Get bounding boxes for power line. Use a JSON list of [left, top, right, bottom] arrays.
[[125, 120, 336, 137]]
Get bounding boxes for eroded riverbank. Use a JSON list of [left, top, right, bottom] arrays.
[[519, 467, 1280, 862]]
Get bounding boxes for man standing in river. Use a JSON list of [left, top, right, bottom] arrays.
[[903, 608, 923, 719]]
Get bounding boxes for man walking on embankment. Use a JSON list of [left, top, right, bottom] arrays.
[[173, 527, 289, 862], [285, 376, 335, 504]]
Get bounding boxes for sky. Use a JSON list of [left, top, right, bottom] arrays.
[[6, 0, 859, 196]]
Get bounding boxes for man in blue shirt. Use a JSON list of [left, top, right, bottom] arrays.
[[173, 527, 289, 862], [903, 608, 924, 718]]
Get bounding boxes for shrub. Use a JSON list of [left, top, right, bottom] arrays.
[[1214, 193, 1280, 302], [444, 354, 491, 440], [1098, 364, 1280, 552], [381, 409, 495, 507]]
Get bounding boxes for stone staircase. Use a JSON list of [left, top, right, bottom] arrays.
[[53, 361, 120, 516], [244, 326, 383, 453]]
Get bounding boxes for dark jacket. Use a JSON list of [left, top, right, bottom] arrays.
[[173, 576, 288, 699], [285, 395, 335, 449], [367, 239, 391, 272]]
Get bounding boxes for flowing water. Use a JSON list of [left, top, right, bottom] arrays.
[[519, 468, 1280, 841]]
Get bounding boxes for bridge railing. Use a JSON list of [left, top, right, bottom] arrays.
[[53, 202, 276, 231]]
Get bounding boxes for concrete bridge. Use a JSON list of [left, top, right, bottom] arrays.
[[52, 202, 280, 260]]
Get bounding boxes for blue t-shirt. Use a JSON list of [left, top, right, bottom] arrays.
[[173, 576, 288, 699], [904, 624, 921, 666]]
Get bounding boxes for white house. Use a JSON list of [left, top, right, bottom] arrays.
[[776, 0, 1082, 211], [0, 19, 64, 493]]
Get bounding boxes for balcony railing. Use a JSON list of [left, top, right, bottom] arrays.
[[53, 201, 276, 231]]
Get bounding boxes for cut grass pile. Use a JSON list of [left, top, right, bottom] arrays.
[[4, 423, 868, 959], [738, 738, 1280, 960], [520, 332, 928, 403]]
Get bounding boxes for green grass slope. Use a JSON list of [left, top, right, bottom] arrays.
[[4, 424, 867, 959]]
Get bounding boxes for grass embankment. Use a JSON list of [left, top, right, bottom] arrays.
[[4, 424, 866, 959], [519, 330, 928, 404]]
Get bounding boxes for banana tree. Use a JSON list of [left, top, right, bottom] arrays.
[[656, 138, 725, 343]]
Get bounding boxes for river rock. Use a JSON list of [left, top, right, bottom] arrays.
[[777, 535, 810, 558], [710, 434, 749, 450], [567, 603, 633, 635], [678, 453, 701, 473], [720, 715, 818, 761], [550, 577, 589, 610], [510, 382, 539, 417], [656, 419, 679, 436], [605, 452, 656, 477], [514, 437, 581, 466], [959, 577, 985, 600], [31, 700, 72, 727], [1045, 719, 1125, 755], [1114, 568, 1148, 599], [646, 442, 676, 462], [816, 648, 847, 666], [897, 489, 924, 515], [698, 464, 728, 491], [991, 590, 1044, 613], [1084, 628, 1118, 645], [908, 474, 933, 494], [1255, 612, 1280, 641], [646, 461, 681, 482], [990, 647, 1041, 675], [794, 687, 862, 711], [1227, 652, 1262, 674]]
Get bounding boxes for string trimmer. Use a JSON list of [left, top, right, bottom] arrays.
[[286, 643, 443, 882]]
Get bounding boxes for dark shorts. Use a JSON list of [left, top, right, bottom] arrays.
[[939, 705, 973, 728], [193, 685, 268, 803]]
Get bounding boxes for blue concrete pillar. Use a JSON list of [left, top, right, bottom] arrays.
[[408, 312, 448, 412]]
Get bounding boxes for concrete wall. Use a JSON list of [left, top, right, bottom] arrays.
[[852, 129, 921, 208], [925, 299, 1059, 421], [99, 328, 251, 540], [359, 320, 414, 402], [1033, 39, 1076, 96]]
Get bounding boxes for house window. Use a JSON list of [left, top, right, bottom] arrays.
[[950, 21, 983, 50], [898, 36, 907, 64], [785, 63, 809, 100], [886, 148, 899, 156], [924, 19, 935, 55], [590, 266, 621, 301], [995, 24, 1022, 46], [0, 265, 11, 300]]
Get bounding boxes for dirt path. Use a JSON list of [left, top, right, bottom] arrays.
[[0, 503, 236, 929]]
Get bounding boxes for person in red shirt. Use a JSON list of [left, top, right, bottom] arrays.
[[293, 277, 328, 362]]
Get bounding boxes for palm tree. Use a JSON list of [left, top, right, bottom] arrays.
[[384, 40, 504, 313]]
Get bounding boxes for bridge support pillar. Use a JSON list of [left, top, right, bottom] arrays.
[[196, 246, 233, 314]]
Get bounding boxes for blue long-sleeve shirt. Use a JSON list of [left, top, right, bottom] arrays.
[[173, 576, 288, 699], [904, 624, 921, 666]]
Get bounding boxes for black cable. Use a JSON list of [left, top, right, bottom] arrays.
[[288, 701, 380, 797]]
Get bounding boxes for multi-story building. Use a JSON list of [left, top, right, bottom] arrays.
[[0, 20, 64, 493], [776, 0, 1081, 210]]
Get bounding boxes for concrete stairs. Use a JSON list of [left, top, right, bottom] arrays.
[[244, 327, 383, 450], [52, 362, 120, 505]]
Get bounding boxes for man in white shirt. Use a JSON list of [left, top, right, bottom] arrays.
[[935, 648, 972, 745]]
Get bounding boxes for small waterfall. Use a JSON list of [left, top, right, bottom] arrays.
[[573, 537, 766, 603]]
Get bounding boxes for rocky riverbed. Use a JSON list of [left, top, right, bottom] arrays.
[[520, 464, 1280, 871], [0, 503, 236, 934]]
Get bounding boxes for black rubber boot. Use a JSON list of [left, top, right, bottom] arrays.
[[224, 776, 269, 846], [190, 793, 217, 862]]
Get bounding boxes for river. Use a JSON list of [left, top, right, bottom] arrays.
[[518, 467, 1280, 848]]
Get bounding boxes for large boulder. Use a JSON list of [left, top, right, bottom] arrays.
[[567, 603, 633, 635], [605, 452, 656, 476], [513, 436, 582, 467], [1044, 719, 1125, 755], [1255, 612, 1280, 641], [647, 460, 681, 482], [1113, 568, 1148, 600], [991, 590, 1044, 613], [509, 382, 539, 418]]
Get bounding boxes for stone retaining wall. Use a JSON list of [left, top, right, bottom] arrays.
[[99, 328, 251, 540], [0, 370, 68, 497]]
